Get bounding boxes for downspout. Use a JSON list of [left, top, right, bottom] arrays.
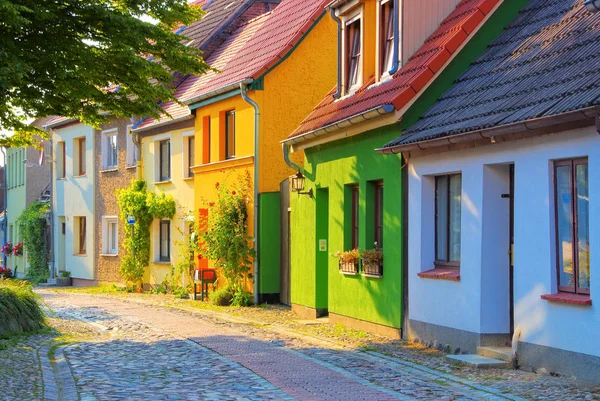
[[388, 0, 400, 75], [45, 133, 55, 278], [240, 82, 261, 305], [282, 143, 302, 173], [132, 127, 143, 180], [330, 7, 342, 99], [1, 148, 6, 270]]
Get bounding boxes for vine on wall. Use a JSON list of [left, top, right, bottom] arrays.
[[17, 201, 50, 284], [116, 180, 176, 288]]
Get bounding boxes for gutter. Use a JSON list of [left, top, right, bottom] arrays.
[[131, 114, 194, 134], [44, 118, 79, 130], [282, 104, 395, 148], [184, 79, 254, 107], [239, 82, 261, 306], [377, 107, 600, 155]]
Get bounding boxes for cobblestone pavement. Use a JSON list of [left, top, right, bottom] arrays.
[[0, 332, 47, 401], [36, 291, 599, 401]]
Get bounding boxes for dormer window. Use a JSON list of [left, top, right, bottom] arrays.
[[346, 17, 362, 91], [380, 0, 395, 75]]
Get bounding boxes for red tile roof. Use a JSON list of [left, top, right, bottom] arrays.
[[287, 0, 500, 140], [181, 0, 329, 104], [135, 13, 269, 131]]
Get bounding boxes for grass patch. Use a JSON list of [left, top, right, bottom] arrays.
[[0, 279, 46, 337], [54, 283, 124, 294]]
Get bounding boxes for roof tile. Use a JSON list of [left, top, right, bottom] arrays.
[[288, 0, 500, 139], [387, 0, 600, 149]]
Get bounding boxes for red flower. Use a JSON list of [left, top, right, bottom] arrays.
[[215, 182, 220, 189], [209, 202, 215, 207], [232, 190, 237, 195]]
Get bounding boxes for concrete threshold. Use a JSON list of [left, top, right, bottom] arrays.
[[446, 354, 510, 369]]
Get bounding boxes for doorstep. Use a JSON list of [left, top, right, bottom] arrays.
[[446, 354, 510, 369]]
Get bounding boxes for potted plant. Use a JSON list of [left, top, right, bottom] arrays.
[[361, 243, 383, 277], [12, 242, 24, 257], [2, 242, 13, 257], [335, 249, 360, 274], [56, 270, 72, 287], [0, 267, 12, 279]]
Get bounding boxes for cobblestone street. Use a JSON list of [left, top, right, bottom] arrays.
[[17, 290, 596, 401]]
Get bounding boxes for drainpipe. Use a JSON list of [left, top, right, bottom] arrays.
[[330, 7, 342, 99], [1, 148, 6, 270], [240, 82, 261, 305], [282, 143, 302, 173], [388, 0, 400, 75], [45, 133, 55, 278]]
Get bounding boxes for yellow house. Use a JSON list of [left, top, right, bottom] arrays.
[[175, 0, 337, 303], [130, 0, 277, 287]]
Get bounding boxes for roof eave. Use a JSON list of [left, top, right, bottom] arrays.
[[183, 78, 254, 107], [282, 104, 395, 149], [132, 114, 195, 134], [43, 118, 79, 129], [377, 106, 600, 156]]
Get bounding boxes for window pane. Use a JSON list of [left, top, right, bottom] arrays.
[[226, 112, 235, 158], [352, 186, 359, 249], [576, 162, 590, 291], [382, 2, 394, 74], [80, 138, 86, 175], [449, 174, 461, 262], [435, 176, 448, 261], [160, 221, 170, 261], [110, 223, 117, 253], [556, 164, 574, 290], [160, 140, 170, 180], [188, 136, 195, 177], [377, 184, 384, 249], [347, 20, 361, 88], [80, 217, 86, 253]]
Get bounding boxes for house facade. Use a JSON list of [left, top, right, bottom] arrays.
[[282, 0, 524, 336], [132, 0, 281, 289], [172, 0, 337, 303], [47, 119, 96, 285], [380, 0, 600, 382], [94, 117, 138, 283]]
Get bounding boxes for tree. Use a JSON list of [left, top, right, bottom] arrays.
[[0, 0, 210, 147]]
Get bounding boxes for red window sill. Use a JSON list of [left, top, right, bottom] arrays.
[[418, 268, 460, 281], [541, 292, 592, 306]]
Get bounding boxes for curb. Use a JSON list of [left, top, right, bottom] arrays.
[[39, 342, 79, 401]]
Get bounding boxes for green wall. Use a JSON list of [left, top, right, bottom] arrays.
[[259, 192, 281, 295], [291, 126, 404, 328]]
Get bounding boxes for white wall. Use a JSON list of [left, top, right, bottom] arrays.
[[52, 123, 95, 280], [408, 126, 600, 357]]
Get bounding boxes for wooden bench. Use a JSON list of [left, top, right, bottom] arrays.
[[193, 269, 217, 301]]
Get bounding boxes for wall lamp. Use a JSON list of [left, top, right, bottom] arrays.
[[291, 171, 313, 198], [585, 0, 600, 12]]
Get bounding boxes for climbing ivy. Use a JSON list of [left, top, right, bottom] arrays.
[[17, 201, 50, 284], [116, 180, 176, 288]]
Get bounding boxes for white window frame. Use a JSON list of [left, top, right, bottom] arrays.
[[101, 128, 118, 170], [182, 130, 195, 179], [341, 6, 364, 95], [101, 216, 119, 256], [152, 134, 172, 183], [376, 0, 396, 82], [126, 125, 138, 168]]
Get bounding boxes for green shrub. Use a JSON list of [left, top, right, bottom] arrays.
[[173, 286, 190, 299], [231, 289, 253, 307], [0, 280, 46, 337], [209, 287, 234, 306]]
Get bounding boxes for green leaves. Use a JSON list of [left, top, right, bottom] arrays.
[[0, 0, 210, 147], [16, 201, 50, 284]]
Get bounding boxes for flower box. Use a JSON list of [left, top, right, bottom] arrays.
[[361, 257, 383, 277], [339, 260, 359, 275]]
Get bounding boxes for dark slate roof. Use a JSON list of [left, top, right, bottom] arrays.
[[385, 0, 600, 149]]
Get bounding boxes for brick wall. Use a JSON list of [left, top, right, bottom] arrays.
[[94, 117, 137, 283]]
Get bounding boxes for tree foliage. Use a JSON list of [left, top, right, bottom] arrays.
[[0, 0, 210, 147], [116, 180, 175, 288]]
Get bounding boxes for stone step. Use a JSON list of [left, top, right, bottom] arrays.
[[477, 346, 513, 363], [446, 354, 509, 369]]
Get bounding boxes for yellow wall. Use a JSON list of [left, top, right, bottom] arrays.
[[260, 13, 337, 193], [140, 127, 196, 285]]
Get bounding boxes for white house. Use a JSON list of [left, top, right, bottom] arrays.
[[46, 118, 96, 285], [379, 0, 600, 382]]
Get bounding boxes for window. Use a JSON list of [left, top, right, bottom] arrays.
[[555, 159, 589, 294], [184, 134, 195, 178], [346, 18, 361, 91], [126, 125, 138, 167], [76, 216, 86, 255], [102, 129, 118, 169], [374, 181, 384, 249], [102, 217, 118, 255], [202, 116, 211, 164], [435, 174, 461, 267], [380, 0, 394, 75], [351, 185, 359, 249], [159, 139, 170, 181], [75, 137, 86, 176], [159, 220, 171, 262], [225, 111, 235, 159], [57, 142, 66, 178]]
